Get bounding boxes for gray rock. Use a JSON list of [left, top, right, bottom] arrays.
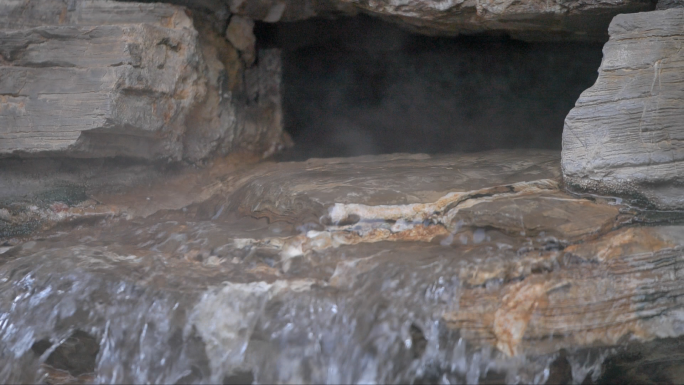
[[0, 0, 192, 30], [170, 0, 653, 41], [562, 9, 684, 209], [335, 0, 655, 41], [0, 0, 288, 161], [657, 0, 684, 9]]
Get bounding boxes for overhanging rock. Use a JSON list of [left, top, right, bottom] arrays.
[[222, 0, 657, 41]]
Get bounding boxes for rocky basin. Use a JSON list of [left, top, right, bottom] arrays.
[[2, 150, 684, 384]]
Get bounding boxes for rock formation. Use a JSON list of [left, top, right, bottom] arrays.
[[0, 0, 288, 161], [657, 0, 684, 9], [212, 0, 658, 41], [0, 0, 667, 161], [118, 0, 658, 42], [562, 9, 684, 209]]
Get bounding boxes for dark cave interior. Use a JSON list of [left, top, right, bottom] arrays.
[[256, 15, 605, 159]]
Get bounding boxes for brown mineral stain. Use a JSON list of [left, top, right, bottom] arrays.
[[565, 227, 675, 262], [493, 278, 559, 356], [246, 264, 282, 280], [59, 6, 67, 24]]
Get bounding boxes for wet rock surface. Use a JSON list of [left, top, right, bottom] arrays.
[[0, 152, 265, 240], [1, 150, 683, 384], [0, 0, 288, 161], [562, 8, 684, 210]]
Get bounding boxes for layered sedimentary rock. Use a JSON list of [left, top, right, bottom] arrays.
[[0, 0, 288, 160], [224, 0, 656, 41], [562, 9, 684, 209], [2, 150, 684, 383], [657, 0, 684, 9], [326, 0, 654, 41], [121, 0, 654, 41]]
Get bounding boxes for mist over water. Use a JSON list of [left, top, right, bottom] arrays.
[[257, 15, 604, 159]]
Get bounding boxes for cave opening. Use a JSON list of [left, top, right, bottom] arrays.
[[255, 15, 605, 160]]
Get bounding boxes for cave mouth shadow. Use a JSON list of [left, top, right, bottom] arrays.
[[256, 15, 604, 161]]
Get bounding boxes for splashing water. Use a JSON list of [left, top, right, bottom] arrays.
[[0, 151, 650, 384], [0, 216, 611, 384]]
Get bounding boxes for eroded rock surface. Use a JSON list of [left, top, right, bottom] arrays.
[[562, 9, 684, 210], [210, 0, 655, 41], [325, 0, 654, 41], [1, 150, 683, 384], [0, 0, 288, 161], [111, 0, 657, 42], [657, 0, 684, 9]]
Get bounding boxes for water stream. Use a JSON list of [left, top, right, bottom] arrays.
[[0, 151, 679, 384]]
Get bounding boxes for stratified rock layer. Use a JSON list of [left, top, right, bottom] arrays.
[[221, 0, 655, 41], [336, 0, 655, 41], [562, 9, 684, 209], [0, 0, 287, 161], [111, 0, 658, 41]]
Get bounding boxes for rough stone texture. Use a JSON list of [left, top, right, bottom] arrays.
[[0, 0, 288, 161], [223, 0, 655, 41], [225, 15, 256, 65], [335, 0, 656, 41], [128, 0, 655, 41], [657, 0, 684, 9], [562, 9, 684, 210], [445, 225, 684, 357]]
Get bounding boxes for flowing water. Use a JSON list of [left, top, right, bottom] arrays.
[[0, 151, 680, 384]]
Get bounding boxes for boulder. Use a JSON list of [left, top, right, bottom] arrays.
[[0, 0, 288, 161], [562, 9, 684, 209]]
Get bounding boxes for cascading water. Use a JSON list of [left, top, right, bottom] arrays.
[[0, 152, 621, 384], [0, 229, 608, 384]]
